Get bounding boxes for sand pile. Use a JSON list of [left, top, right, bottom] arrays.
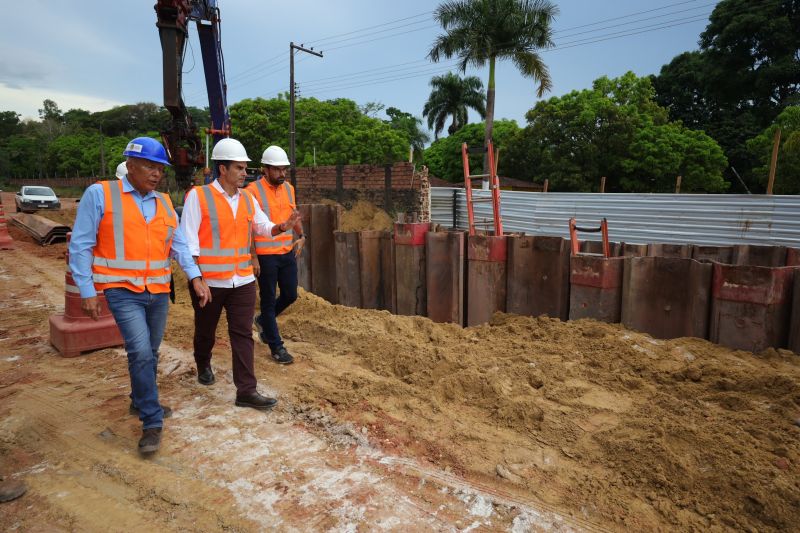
[[276, 291, 800, 532], [337, 201, 393, 232]]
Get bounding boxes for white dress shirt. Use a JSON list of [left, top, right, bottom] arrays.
[[180, 180, 277, 288]]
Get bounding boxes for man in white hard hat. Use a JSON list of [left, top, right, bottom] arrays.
[[245, 145, 304, 364], [179, 138, 300, 410], [115, 162, 128, 180]]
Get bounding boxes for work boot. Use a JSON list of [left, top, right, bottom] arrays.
[[198, 366, 215, 386], [138, 427, 162, 454], [129, 402, 172, 418], [235, 391, 278, 411], [270, 346, 294, 365]]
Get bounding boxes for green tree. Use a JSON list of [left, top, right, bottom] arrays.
[[504, 72, 728, 192], [385, 107, 430, 161], [652, 0, 800, 192], [424, 119, 519, 182], [422, 72, 486, 139], [230, 97, 409, 166], [429, 0, 557, 168], [747, 106, 800, 194], [0, 111, 22, 139]]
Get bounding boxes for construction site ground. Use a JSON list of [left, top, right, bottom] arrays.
[[0, 193, 798, 532]]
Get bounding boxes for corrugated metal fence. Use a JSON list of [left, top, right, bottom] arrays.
[[431, 188, 800, 247]]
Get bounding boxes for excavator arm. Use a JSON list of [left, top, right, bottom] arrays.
[[154, 0, 231, 188]]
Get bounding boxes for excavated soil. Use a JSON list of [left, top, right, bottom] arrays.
[[1, 198, 799, 532], [336, 200, 394, 232]]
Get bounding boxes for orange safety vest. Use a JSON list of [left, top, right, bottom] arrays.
[[195, 185, 255, 279], [245, 178, 295, 255], [92, 180, 177, 293]]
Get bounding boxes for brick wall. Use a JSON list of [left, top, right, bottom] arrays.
[[294, 162, 430, 221]]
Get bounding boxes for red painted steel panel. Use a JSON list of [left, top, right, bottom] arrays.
[[506, 236, 570, 320], [466, 235, 507, 326], [789, 274, 800, 354], [394, 222, 431, 246], [621, 243, 648, 257], [380, 231, 396, 313], [569, 256, 624, 322], [426, 231, 465, 324], [709, 264, 795, 352], [692, 245, 733, 264], [647, 243, 692, 258], [310, 204, 337, 304], [621, 257, 712, 339], [334, 231, 361, 307], [359, 230, 383, 310], [732, 245, 787, 267], [296, 204, 312, 291]]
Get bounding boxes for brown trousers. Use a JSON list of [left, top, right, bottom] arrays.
[[189, 280, 257, 394]]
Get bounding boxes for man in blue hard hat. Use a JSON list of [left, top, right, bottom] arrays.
[[69, 137, 211, 456]]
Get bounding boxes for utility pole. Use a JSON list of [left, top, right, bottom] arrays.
[[289, 42, 323, 187], [766, 128, 781, 195]]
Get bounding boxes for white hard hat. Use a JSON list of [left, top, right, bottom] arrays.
[[115, 162, 127, 179], [261, 145, 290, 166], [211, 138, 251, 162]]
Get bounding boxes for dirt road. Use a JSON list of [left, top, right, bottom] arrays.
[[1, 198, 798, 532]]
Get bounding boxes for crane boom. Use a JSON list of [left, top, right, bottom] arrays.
[[154, 0, 231, 187]]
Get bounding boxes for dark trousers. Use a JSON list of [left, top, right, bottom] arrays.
[[189, 280, 257, 395], [256, 251, 298, 351]]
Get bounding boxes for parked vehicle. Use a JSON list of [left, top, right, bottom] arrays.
[[15, 186, 61, 213]]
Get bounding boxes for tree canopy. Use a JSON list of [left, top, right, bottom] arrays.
[[747, 106, 800, 194], [429, 0, 557, 168], [422, 72, 486, 139], [502, 72, 728, 192], [651, 0, 799, 192], [424, 119, 519, 182]]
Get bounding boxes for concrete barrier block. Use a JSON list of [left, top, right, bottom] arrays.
[[569, 256, 624, 322], [466, 235, 507, 326], [507, 236, 570, 320], [709, 264, 795, 352], [426, 231, 465, 325], [621, 257, 712, 340]]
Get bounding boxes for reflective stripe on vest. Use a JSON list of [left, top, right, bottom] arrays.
[[92, 180, 176, 294], [196, 185, 255, 278], [249, 179, 294, 254]]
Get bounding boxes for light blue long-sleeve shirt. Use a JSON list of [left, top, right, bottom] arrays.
[[68, 177, 202, 298]]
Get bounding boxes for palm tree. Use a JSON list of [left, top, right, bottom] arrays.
[[429, 0, 557, 168], [422, 72, 486, 140]]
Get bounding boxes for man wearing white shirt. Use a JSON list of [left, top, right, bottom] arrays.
[[179, 138, 300, 410]]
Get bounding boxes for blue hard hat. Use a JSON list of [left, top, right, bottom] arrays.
[[122, 137, 171, 165]]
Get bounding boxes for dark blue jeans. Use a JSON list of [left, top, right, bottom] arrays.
[[104, 288, 169, 430], [256, 251, 298, 352]]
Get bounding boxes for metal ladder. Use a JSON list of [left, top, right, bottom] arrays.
[[462, 140, 503, 236], [568, 217, 611, 257]]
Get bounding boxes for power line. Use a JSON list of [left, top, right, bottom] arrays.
[[306, 10, 431, 46]]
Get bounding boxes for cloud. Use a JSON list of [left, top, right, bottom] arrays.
[[0, 85, 124, 121], [0, 48, 63, 89]]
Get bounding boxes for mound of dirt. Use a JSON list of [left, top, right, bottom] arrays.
[[337, 201, 393, 232], [277, 291, 800, 532]]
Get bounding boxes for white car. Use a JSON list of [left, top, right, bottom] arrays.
[[15, 186, 61, 213]]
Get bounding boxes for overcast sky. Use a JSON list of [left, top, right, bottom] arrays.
[[1, 0, 715, 129]]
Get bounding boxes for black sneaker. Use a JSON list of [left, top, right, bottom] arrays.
[[129, 402, 173, 418], [138, 427, 162, 454], [271, 346, 294, 365]]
